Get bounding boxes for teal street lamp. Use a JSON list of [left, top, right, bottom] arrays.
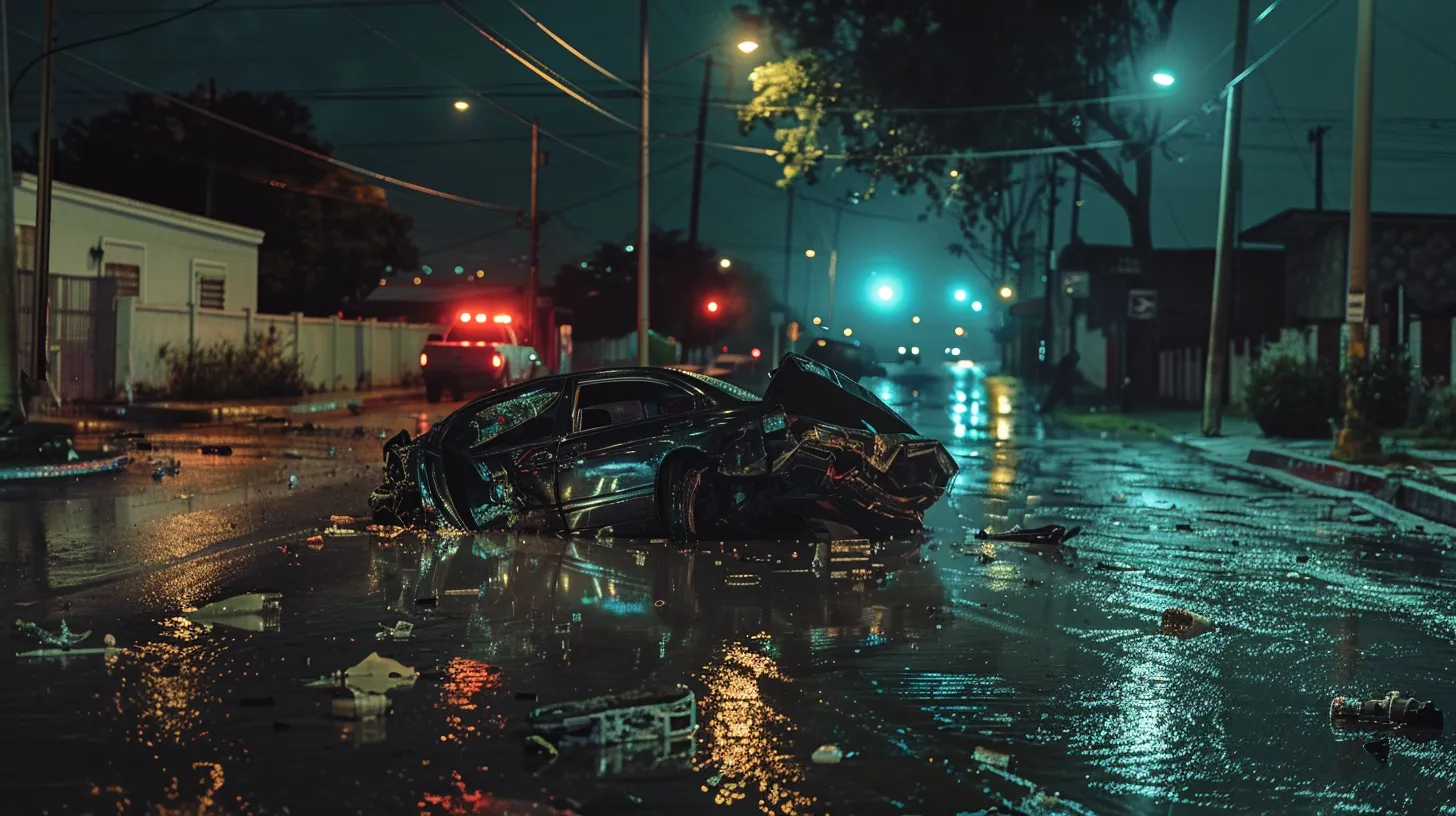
[[1151, 71, 1175, 87]]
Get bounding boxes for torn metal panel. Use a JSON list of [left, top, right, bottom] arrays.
[[528, 685, 697, 747]]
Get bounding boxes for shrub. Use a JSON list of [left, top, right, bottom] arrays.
[[1242, 334, 1341, 438], [162, 328, 305, 401], [1344, 348, 1413, 431], [1423, 384, 1456, 439]]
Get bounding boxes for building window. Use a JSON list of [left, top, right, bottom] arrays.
[[198, 276, 226, 310], [103, 262, 141, 298], [17, 225, 35, 272]]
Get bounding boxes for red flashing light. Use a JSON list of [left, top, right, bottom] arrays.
[[459, 312, 471, 323], [493, 315, 512, 324], [491, 354, 503, 368], [706, 300, 719, 313], [474, 313, 488, 323], [751, 348, 762, 359]]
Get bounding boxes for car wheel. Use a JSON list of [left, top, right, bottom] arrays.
[[449, 380, 465, 402], [425, 380, 443, 403], [663, 458, 713, 539]]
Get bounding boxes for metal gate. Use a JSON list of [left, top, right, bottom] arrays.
[[14, 272, 117, 404]]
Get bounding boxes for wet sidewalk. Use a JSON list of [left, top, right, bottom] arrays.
[[1142, 409, 1456, 531]]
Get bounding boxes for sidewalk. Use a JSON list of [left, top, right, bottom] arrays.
[[1138, 409, 1456, 532], [87, 386, 423, 425]]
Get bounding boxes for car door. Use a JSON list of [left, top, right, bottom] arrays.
[[435, 381, 569, 531], [555, 374, 706, 535]]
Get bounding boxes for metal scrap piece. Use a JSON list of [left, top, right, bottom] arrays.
[[528, 685, 697, 747]]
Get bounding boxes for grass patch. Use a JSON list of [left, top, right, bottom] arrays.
[[1056, 411, 1171, 439], [1385, 428, 1456, 450]]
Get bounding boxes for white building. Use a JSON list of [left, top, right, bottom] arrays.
[[14, 172, 264, 311]]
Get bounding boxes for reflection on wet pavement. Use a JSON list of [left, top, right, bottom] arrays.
[[1, 375, 1454, 814]]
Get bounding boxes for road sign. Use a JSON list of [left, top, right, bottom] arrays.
[[787, 321, 800, 342], [1113, 256, 1142, 276], [1346, 292, 1366, 324], [1062, 271, 1090, 299], [770, 311, 785, 328], [1128, 289, 1157, 320]]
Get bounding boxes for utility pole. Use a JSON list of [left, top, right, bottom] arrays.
[[30, 0, 58, 394], [778, 186, 794, 358], [635, 0, 651, 367], [1041, 158, 1059, 378], [1067, 165, 1083, 354], [826, 196, 849, 327], [1337, 0, 1378, 459], [1308, 125, 1330, 210], [527, 117, 540, 347], [0, 0, 23, 426], [1201, 0, 1252, 437], [205, 78, 217, 218], [687, 54, 712, 248]]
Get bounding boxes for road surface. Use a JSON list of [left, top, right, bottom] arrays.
[[1, 366, 1452, 815]]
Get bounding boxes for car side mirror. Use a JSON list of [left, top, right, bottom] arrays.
[[427, 333, 443, 342]]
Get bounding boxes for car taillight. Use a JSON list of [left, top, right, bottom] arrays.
[[491, 354, 503, 367], [419, 352, 428, 367], [761, 409, 788, 436]]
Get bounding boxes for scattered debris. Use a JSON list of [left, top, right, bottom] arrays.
[[1331, 691, 1444, 732], [1175, 523, 1193, 532], [1364, 736, 1391, 763], [1349, 511, 1376, 525], [283, 450, 304, 460], [186, 592, 282, 633], [811, 744, 844, 764], [978, 542, 996, 563], [1095, 562, 1143, 573], [322, 524, 359, 537], [151, 458, 181, 479], [331, 514, 356, 525], [103, 634, 116, 648], [1160, 608, 1213, 640], [288, 474, 298, 489], [376, 620, 414, 641], [308, 652, 418, 696], [306, 535, 325, 549], [972, 745, 1015, 770], [525, 734, 559, 757], [14, 619, 91, 648], [199, 445, 233, 456], [332, 689, 391, 721], [975, 524, 1081, 546], [528, 685, 696, 747]]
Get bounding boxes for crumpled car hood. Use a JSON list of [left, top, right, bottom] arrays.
[[763, 354, 916, 436]]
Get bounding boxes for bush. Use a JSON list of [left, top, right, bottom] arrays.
[[1423, 384, 1456, 439], [1242, 335, 1341, 438], [1344, 348, 1413, 430], [162, 328, 305, 401]]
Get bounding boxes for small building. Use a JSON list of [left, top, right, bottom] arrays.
[[1240, 208, 1456, 379], [15, 172, 264, 311]]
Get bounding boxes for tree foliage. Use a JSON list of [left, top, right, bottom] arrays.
[[738, 0, 1179, 252], [22, 85, 419, 315], [553, 230, 769, 346]]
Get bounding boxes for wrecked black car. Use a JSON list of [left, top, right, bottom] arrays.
[[371, 353, 958, 539]]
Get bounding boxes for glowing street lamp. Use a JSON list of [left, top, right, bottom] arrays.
[[719, 258, 732, 269], [971, 300, 983, 312], [911, 315, 921, 324], [954, 326, 966, 337], [804, 249, 816, 258], [876, 284, 894, 302], [453, 100, 471, 111], [812, 316, 822, 325], [737, 39, 759, 54], [999, 285, 1014, 299], [953, 288, 968, 302], [1151, 71, 1176, 87], [842, 327, 853, 337]]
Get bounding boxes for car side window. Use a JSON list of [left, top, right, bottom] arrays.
[[573, 379, 697, 432], [448, 386, 563, 452]]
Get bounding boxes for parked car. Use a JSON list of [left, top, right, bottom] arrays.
[[371, 354, 958, 539], [419, 312, 542, 403], [803, 337, 887, 381]]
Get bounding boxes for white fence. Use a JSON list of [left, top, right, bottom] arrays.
[[1157, 336, 1266, 406], [116, 296, 439, 397]]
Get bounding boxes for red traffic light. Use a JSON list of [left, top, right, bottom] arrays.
[[751, 348, 762, 359], [706, 300, 719, 313]]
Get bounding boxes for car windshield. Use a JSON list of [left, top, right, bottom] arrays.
[[679, 370, 761, 403], [447, 323, 515, 344]]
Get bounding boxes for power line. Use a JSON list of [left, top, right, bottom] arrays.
[[18, 31, 521, 213], [335, 129, 631, 150], [10, 0, 227, 98], [337, 4, 632, 173], [1258, 74, 1315, 185], [71, 0, 430, 12], [504, 0, 633, 90]]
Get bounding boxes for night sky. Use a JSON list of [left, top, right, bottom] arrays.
[[7, 0, 1456, 357]]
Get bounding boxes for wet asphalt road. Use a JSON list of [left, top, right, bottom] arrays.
[[2, 367, 1455, 815]]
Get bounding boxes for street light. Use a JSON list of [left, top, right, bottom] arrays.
[[911, 346, 920, 355], [737, 39, 759, 54], [999, 285, 1014, 299], [876, 284, 894, 301], [804, 249, 816, 258], [971, 300, 983, 312], [954, 326, 966, 336], [1151, 71, 1176, 87], [911, 315, 920, 324], [453, 100, 470, 111], [719, 258, 732, 269], [812, 316, 822, 325], [842, 327, 853, 337], [953, 289, 968, 302]]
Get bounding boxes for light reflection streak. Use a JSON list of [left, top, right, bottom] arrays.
[[108, 617, 217, 748], [439, 657, 504, 744], [694, 638, 814, 814]]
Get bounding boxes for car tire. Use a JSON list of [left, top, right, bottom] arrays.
[[449, 380, 465, 402], [663, 457, 712, 539], [426, 380, 443, 403]]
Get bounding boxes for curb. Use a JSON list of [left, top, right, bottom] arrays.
[[91, 390, 421, 425], [1244, 446, 1456, 532]]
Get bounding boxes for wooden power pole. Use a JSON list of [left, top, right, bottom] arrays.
[[1201, 0, 1252, 437], [1337, 0, 1378, 459]]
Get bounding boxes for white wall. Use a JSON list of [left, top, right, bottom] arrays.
[[1072, 314, 1107, 390], [14, 174, 264, 312], [116, 298, 440, 395]]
